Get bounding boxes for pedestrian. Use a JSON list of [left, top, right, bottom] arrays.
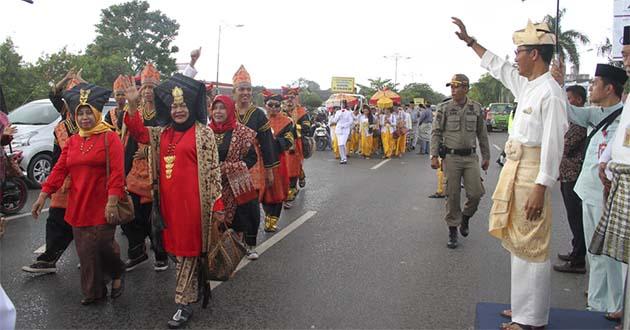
[[417, 103, 433, 155], [410, 101, 420, 150], [209, 95, 260, 260], [594, 28, 630, 330], [430, 74, 490, 249], [380, 106, 396, 159], [371, 106, 382, 156], [452, 17, 568, 329], [283, 86, 312, 193], [359, 105, 375, 159], [553, 84, 587, 275], [329, 107, 340, 159], [121, 73, 223, 328], [32, 83, 126, 305], [260, 89, 293, 225], [23, 69, 79, 274], [119, 63, 170, 272], [393, 106, 409, 157], [331, 100, 354, 164], [348, 105, 361, 155]]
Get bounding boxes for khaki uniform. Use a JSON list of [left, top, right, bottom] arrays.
[[431, 98, 490, 226]]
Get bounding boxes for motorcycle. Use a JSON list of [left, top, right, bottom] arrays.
[[313, 122, 330, 151], [1, 150, 28, 215]]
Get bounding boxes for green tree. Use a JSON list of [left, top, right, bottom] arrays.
[[88, 0, 180, 75], [468, 73, 514, 106], [544, 8, 590, 72], [299, 91, 323, 111], [357, 77, 398, 100], [0, 38, 35, 110], [398, 83, 446, 105]]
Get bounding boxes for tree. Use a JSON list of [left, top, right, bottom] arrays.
[[0, 38, 34, 110], [398, 83, 447, 105], [544, 8, 590, 72], [468, 73, 514, 106], [87, 0, 180, 75], [298, 91, 323, 110], [357, 77, 398, 100]]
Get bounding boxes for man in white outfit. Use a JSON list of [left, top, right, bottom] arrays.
[[332, 101, 354, 164]]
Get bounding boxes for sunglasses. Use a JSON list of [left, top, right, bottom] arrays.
[[449, 82, 467, 88], [267, 103, 281, 108]]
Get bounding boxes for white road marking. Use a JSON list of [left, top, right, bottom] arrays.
[[492, 144, 503, 152], [6, 208, 49, 221], [370, 159, 390, 170], [210, 210, 317, 289], [34, 244, 46, 254]]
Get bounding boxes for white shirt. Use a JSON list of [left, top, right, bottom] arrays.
[[332, 109, 354, 136], [359, 114, 373, 136], [481, 51, 568, 187], [380, 113, 396, 133], [182, 64, 197, 78], [609, 96, 630, 165]]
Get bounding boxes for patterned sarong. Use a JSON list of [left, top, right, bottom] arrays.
[[590, 163, 630, 263]]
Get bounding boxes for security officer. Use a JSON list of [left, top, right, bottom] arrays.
[[430, 74, 490, 249]]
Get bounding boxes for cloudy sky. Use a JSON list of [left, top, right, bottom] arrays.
[[0, 0, 616, 95]]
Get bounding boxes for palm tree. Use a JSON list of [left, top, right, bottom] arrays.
[[544, 8, 590, 72]]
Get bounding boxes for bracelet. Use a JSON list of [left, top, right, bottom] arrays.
[[467, 37, 476, 47]]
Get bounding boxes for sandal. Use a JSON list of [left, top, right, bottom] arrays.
[[500, 309, 512, 319], [500, 322, 524, 330], [605, 311, 623, 322]]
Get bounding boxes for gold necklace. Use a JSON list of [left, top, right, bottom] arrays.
[[80, 137, 95, 154], [163, 129, 186, 179], [215, 133, 224, 146], [141, 101, 156, 121]]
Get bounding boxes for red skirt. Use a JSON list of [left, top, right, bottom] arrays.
[[249, 143, 266, 200], [262, 153, 289, 204], [287, 139, 304, 178]]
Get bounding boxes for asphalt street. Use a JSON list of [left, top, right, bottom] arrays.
[[0, 131, 588, 329]]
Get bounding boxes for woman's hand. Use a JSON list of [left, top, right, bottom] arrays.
[[105, 195, 121, 224], [31, 192, 50, 219], [3, 125, 17, 136], [121, 76, 140, 114]]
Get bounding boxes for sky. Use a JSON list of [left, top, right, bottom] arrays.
[[0, 0, 616, 96]]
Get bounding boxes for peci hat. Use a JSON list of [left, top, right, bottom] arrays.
[[595, 63, 628, 86]]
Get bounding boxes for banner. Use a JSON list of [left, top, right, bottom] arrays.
[[413, 98, 425, 105], [613, 0, 630, 59], [331, 77, 355, 93]]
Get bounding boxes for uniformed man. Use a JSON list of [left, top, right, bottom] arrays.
[[430, 74, 490, 249]]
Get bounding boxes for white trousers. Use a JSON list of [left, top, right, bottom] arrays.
[[511, 254, 551, 327], [336, 132, 349, 146], [583, 202, 626, 312], [0, 285, 16, 330]]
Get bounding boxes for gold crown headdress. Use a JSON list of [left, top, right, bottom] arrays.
[[79, 89, 90, 106], [172, 86, 184, 104]]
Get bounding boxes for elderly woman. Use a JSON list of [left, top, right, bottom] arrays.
[[208, 95, 260, 259], [32, 83, 126, 305], [121, 74, 223, 329]]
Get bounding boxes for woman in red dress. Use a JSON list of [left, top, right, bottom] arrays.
[[120, 74, 223, 329], [32, 83, 126, 305]]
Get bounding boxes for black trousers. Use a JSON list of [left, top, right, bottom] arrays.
[[560, 181, 586, 263], [120, 193, 167, 261], [289, 177, 298, 189], [262, 203, 283, 218], [231, 199, 261, 247], [37, 207, 73, 263]]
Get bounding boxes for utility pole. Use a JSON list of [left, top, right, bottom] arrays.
[[383, 54, 411, 87]]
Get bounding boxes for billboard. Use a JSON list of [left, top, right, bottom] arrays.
[[613, 0, 630, 60], [331, 77, 355, 93]]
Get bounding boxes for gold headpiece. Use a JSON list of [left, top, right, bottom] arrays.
[[172, 86, 184, 104], [79, 89, 90, 106], [512, 20, 556, 46], [232, 65, 251, 86]]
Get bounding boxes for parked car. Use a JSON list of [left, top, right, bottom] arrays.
[[7, 98, 116, 185], [485, 103, 513, 132]]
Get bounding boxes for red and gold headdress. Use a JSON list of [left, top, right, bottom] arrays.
[[232, 65, 251, 86], [113, 75, 126, 93], [262, 88, 283, 103], [141, 62, 160, 86], [281, 86, 300, 99]]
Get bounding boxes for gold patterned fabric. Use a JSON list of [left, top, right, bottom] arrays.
[[175, 256, 200, 304], [489, 140, 552, 262]]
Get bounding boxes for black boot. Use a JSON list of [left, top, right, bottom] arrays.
[[460, 215, 471, 237], [447, 226, 458, 249]]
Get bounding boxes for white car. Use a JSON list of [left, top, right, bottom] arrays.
[[8, 98, 116, 184]]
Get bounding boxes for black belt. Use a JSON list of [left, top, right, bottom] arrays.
[[445, 147, 476, 156]]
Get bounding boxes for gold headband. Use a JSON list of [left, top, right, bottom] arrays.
[[172, 86, 184, 104], [79, 89, 90, 106]]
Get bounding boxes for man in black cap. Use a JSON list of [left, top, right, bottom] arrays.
[[553, 63, 627, 315]]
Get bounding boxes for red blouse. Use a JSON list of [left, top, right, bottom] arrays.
[[42, 131, 125, 227], [125, 111, 221, 256]]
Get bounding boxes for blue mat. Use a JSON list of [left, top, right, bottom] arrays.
[[475, 302, 618, 329]]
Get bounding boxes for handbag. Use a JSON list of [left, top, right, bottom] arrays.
[[223, 161, 258, 205], [104, 132, 135, 225], [206, 221, 246, 281]]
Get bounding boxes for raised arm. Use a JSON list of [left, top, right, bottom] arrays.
[[121, 76, 150, 144]]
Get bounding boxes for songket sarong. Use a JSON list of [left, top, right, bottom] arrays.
[[175, 256, 200, 305], [590, 163, 630, 263]]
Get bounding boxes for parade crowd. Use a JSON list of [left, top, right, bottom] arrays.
[[1, 13, 630, 330]]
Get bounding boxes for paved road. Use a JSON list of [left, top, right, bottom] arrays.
[[0, 132, 587, 329]]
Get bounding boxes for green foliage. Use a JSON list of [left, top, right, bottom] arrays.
[[357, 77, 398, 99], [299, 91, 323, 111], [468, 73, 514, 106], [398, 83, 446, 105], [87, 0, 180, 75]]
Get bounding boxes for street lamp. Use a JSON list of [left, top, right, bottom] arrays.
[[216, 23, 244, 94], [383, 53, 411, 87]]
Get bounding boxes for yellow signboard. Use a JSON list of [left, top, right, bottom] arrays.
[[413, 98, 426, 105], [331, 77, 355, 93]]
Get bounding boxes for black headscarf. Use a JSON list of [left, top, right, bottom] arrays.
[[154, 73, 207, 131], [62, 83, 111, 116]]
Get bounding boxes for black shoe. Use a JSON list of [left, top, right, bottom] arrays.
[[447, 227, 458, 249], [299, 177, 306, 188], [125, 253, 149, 272], [460, 215, 470, 237], [22, 260, 57, 274], [111, 273, 125, 298], [553, 261, 586, 274], [167, 304, 193, 329], [154, 259, 169, 272], [428, 193, 446, 199], [557, 252, 574, 262]]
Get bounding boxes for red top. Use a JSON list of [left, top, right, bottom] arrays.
[[125, 111, 222, 256], [42, 131, 125, 227]]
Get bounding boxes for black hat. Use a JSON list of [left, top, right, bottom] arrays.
[[595, 64, 628, 86], [624, 26, 630, 46], [154, 73, 207, 126], [62, 83, 111, 116]]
